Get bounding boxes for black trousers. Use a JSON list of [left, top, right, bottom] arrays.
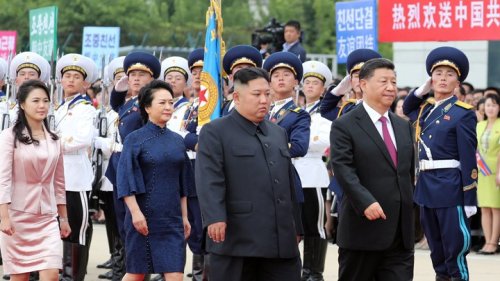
[[338, 235, 414, 281], [209, 253, 301, 281]]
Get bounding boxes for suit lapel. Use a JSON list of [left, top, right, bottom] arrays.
[[40, 125, 55, 179], [354, 106, 395, 169]]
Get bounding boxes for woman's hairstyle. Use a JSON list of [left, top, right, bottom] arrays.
[[483, 93, 500, 118], [13, 80, 59, 147], [138, 80, 174, 123]]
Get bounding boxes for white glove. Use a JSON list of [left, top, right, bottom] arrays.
[[415, 78, 432, 98], [93, 136, 106, 150], [115, 76, 129, 92], [464, 206, 477, 218], [330, 75, 352, 96], [196, 125, 203, 135]]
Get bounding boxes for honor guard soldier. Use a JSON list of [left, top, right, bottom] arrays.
[[221, 45, 263, 116], [175, 48, 206, 281], [263, 51, 311, 203], [55, 54, 97, 281], [403, 47, 477, 281], [105, 52, 160, 280], [295, 61, 332, 281], [160, 56, 191, 134], [6, 52, 51, 126], [93, 56, 126, 281], [320, 49, 381, 121]]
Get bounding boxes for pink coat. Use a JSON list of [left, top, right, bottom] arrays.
[[0, 126, 66, 214]]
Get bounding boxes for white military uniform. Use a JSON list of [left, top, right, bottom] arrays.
[[294, 100, 331, 188], [168, 96, 190, 133], [94, 108, 119, 192], [55, 94, 96, 192]]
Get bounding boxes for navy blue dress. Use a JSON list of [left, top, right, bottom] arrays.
[[117, 121, 192, 274]]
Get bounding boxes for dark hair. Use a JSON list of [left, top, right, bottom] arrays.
[[285, 20, 301, 31], [456, 84, 466, 96], [13, 80, 59, 147], [391, 96, 406, 112], [484, 86, 500, 96], [359, 58, 395, 80], [462, 81, 474, 92], [233, 67, 270, 85], [484, 93, 500, 118], [138, 80, 174, 123]]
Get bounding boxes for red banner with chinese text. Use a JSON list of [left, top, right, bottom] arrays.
[[379, 0, 500, 42]]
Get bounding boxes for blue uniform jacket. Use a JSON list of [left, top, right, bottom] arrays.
[[403, 91, 478, 207], [320, 88, 358, 122], [271, 100, 311, 202], [105, 89, 143, 186]]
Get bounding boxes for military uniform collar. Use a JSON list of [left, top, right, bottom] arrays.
[[271, 97, 293, 113], [231, 109, 268, 136], [305, 100, 320, 113]]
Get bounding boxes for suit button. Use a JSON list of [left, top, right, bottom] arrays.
[[276, 199, 282, 204], [274, 179, 279, 184], [429, 135, 432, 139], [264, 143, 270, 148], [269, 161, 275, 166]]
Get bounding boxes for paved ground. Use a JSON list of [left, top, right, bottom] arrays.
[[2, 224, 500, 280]]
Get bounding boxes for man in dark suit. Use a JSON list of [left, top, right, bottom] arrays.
[[195, 67, 302, 281], [330, 58, 415, 281], [283, 20, 307, 63]]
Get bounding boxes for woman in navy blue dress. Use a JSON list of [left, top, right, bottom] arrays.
[[117, 80, 192, 281]]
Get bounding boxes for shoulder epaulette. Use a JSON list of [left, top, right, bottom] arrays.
[[69, 100, 91, 109], [289, 105, 303, 113], [455, 100, 474, 110], [425, 97, 435, 105]]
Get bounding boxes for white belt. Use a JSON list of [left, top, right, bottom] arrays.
[[419, 159, 460, 171]]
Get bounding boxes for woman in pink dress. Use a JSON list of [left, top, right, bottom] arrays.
[[0, 80, 71, 281]]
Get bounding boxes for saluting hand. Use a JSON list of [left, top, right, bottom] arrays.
[[0, 217, 14, 236], [364, 202, 387, 221], [132, 210, 149, 236], [208, 222, 226, 243]]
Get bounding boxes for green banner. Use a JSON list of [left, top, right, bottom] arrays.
[[29, 6, 58, 60]]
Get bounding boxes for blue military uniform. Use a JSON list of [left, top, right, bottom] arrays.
[[403, 46, 477, 281], [319, 48, 381, 122], [263, 52, 310, 202], [105, 52, 161, 242], [182, 49, 205, 258], [221, 45, 263, 116]]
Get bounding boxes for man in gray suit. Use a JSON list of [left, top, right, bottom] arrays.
[[196, 67, 302, 281]]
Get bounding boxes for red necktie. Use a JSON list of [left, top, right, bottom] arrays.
[[379, 116, 397, 166]]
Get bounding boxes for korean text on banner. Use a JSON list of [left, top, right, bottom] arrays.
[[29, 6, 58, 60], [82, 27, 120, 70], [336, 0, 378, 64]]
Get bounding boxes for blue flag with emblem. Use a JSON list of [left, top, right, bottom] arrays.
[[198, 0, 225, 126]]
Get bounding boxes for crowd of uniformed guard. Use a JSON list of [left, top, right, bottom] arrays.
[[0, 33, 481, 281]]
